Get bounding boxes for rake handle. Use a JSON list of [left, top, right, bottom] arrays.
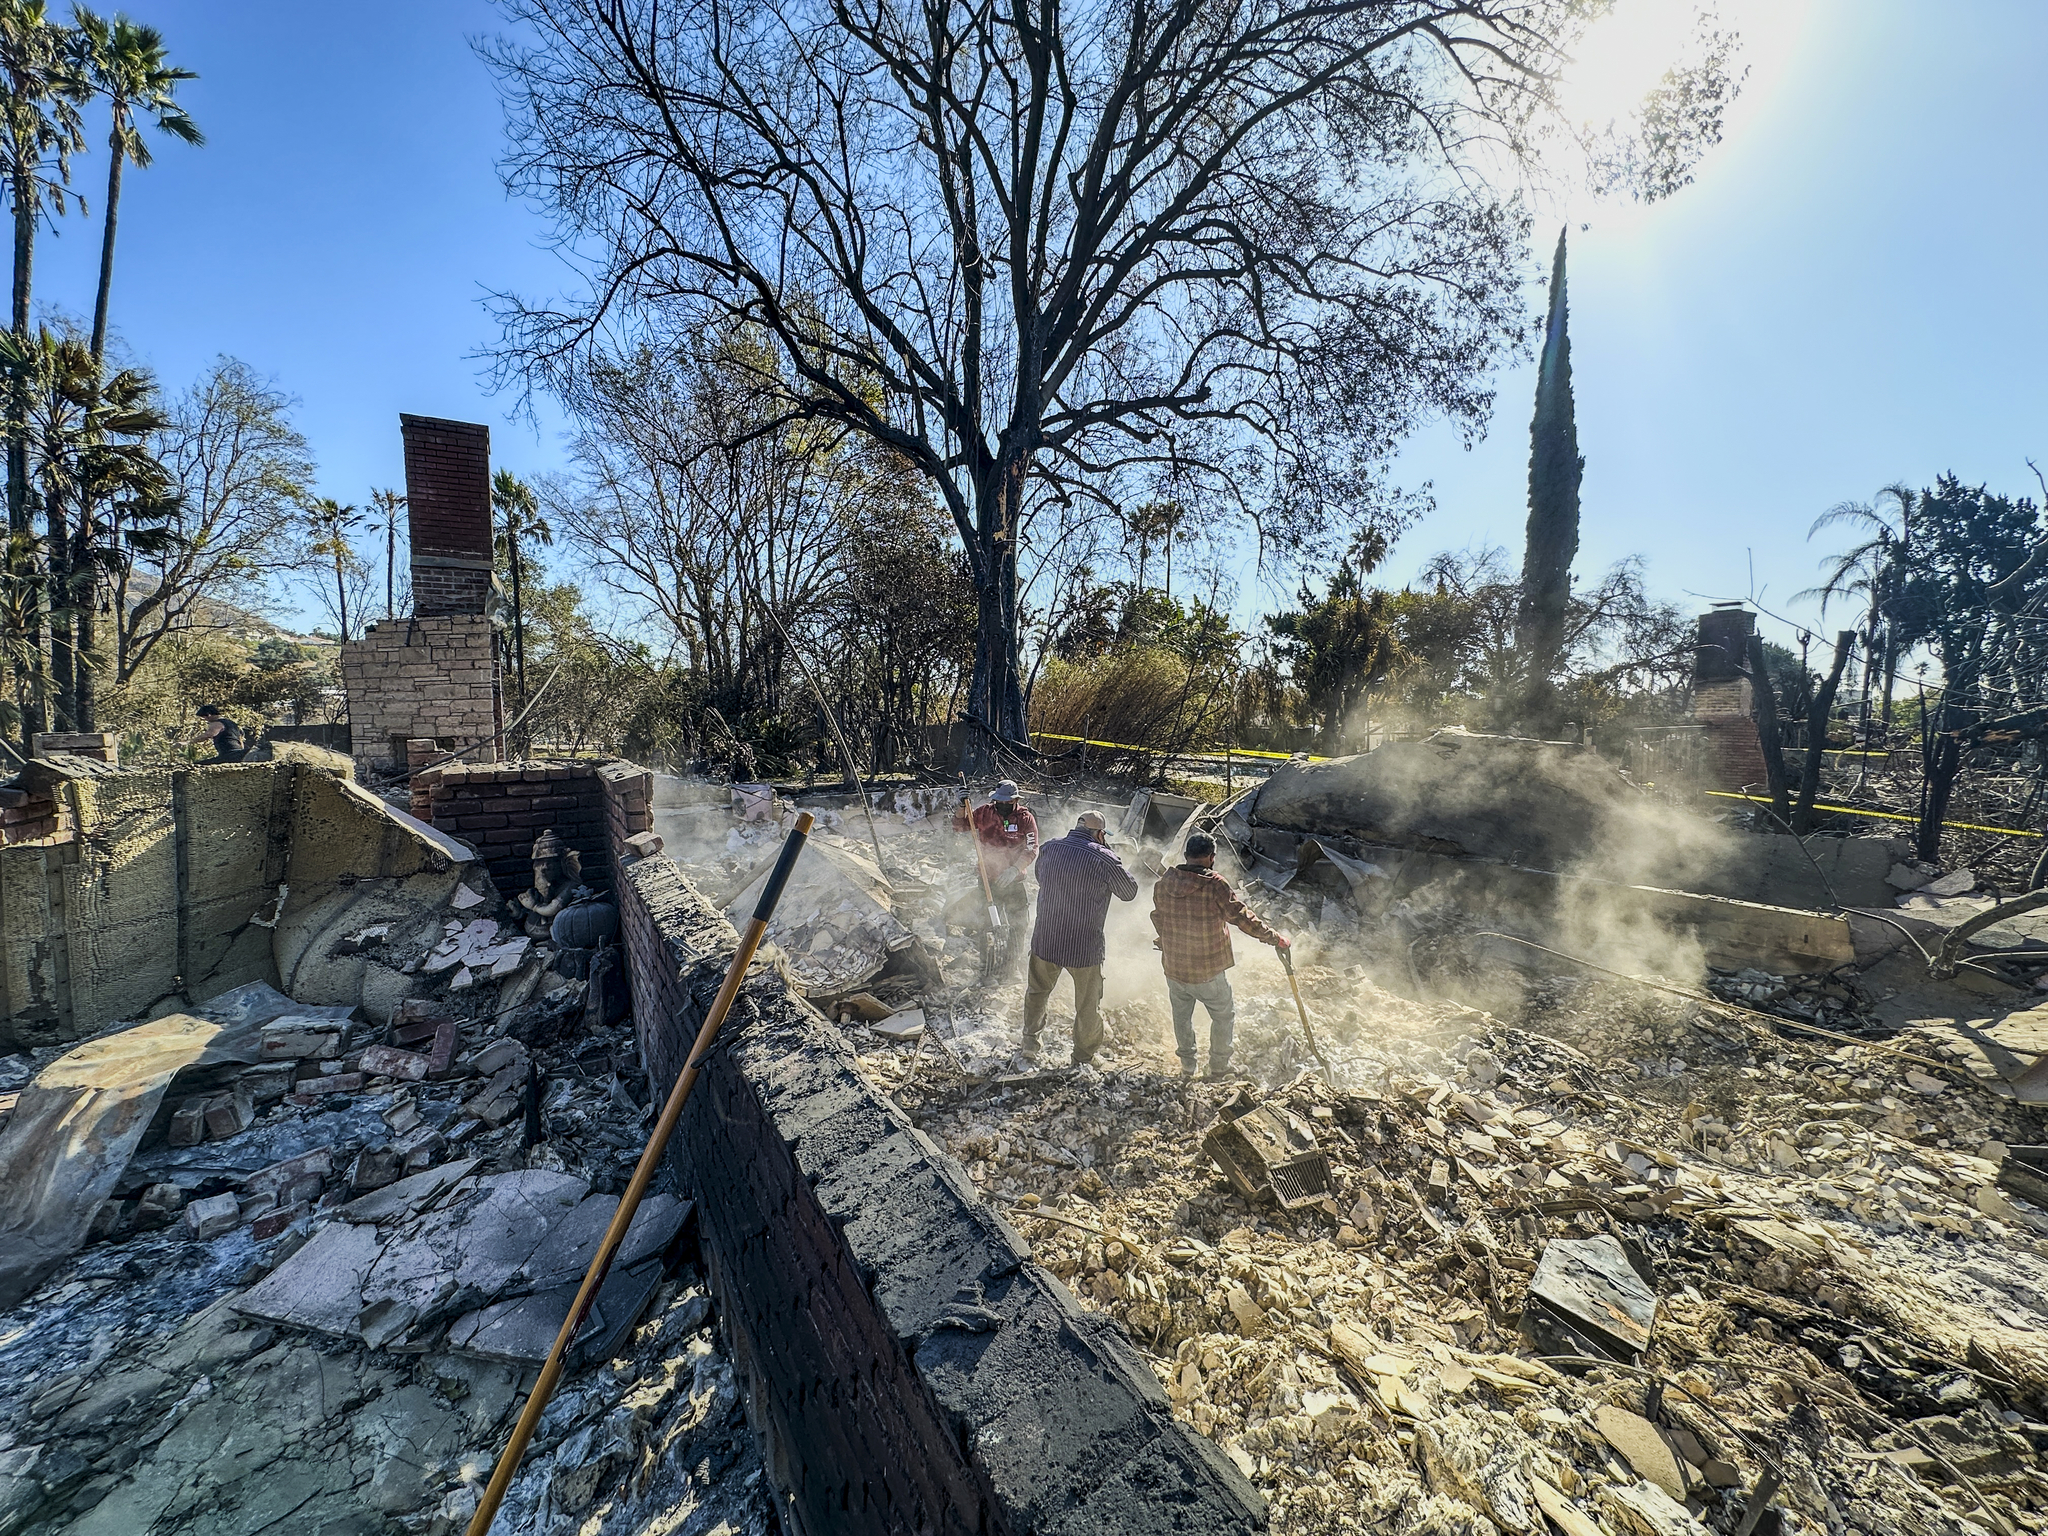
[[467, 812, 814, 1536]]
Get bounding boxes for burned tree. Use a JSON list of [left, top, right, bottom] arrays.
[[486, 0, 1733, 763]]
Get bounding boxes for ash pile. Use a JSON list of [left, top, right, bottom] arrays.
[[870, 963, 2048, 1536], [0, 864, 768, 1536]]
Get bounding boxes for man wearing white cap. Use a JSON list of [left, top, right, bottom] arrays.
[[952, 780, 1038, 975]]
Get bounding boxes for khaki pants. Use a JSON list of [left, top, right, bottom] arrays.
[[1021, 953, 1105, 1063]]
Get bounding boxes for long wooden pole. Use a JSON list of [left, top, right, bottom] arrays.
[[467, 811, 815, 1536]]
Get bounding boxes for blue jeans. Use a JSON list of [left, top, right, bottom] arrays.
[[1168, 972, 1235, 1073]]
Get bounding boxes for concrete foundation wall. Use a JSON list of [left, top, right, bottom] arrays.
[[0, 761, 475, 1048], [614, 847, 1265, 1536], [1, 765, 292, 1047], [273, 771, 475, 1020]]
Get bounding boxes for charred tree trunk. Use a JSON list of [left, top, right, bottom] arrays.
[[1918, 732, 1961, 864], [962, 465, 1028, 772], [1792, 630, 1855, 834], [1745, 633, 1791, 824]]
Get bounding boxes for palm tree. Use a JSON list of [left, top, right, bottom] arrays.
[[369, 486, 404, 617], [73, 11, 199, 362], [1802, 483, 1916, 731], [0, 324, 170, 726], [0, 0, 84, 738], [303, 497, 365, 642], [491, 469, 551, 728]]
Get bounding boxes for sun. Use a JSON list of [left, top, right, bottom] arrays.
[[1557, 1, 1711, 130]]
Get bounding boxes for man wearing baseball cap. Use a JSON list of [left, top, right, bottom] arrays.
[[1151, 832, 1288, 1078], [952, 779, 1039, 975], [1021, 810, 1138, 1065]]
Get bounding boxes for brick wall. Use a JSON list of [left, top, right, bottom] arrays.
[[413, 760, 611, 899], [597, 761, 652, 850], [605, 781, 1264, 1535], [0, 785, 61, 844], [400, 414, 493, 618], [338, 615, 502, 778], [1692, 678, 1770, 791]]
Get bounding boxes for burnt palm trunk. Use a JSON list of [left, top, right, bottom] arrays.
[[509, 534, 526, 753], [89, 133, 122, 361], [72, 526, 93, 731], [9, 159, 39, 740], [46, 490, 69, 729]]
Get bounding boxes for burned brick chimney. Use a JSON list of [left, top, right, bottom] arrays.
[[400, 414, 494, 615], [1690, 605, 1768, 791], [337, 416, 505, 777]]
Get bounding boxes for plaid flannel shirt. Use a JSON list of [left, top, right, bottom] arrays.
[[1150, 864, 1278, 984]]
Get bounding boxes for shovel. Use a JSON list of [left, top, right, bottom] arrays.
[[1279, 945, 1335, 1081]]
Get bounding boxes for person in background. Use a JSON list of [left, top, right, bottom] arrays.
[[1151, 832, 1288, 1079], [191, 705, 249, 763], [953, 779, 1038, 973], [1021, 810, 1138, 1066]]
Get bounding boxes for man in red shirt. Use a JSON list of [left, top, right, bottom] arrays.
[[1150, 832, 1288, 1079], [953, 780, 1038, 974]]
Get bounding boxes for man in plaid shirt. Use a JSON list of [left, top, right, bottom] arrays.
[[1150, 832, 1289, 1078]]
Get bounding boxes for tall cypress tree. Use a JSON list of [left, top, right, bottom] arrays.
[[1516, 227, 1583, 722]]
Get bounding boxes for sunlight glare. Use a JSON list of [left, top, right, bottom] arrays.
[[1558, 1, 1707, 130]]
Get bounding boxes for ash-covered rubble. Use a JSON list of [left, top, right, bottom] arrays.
[[843, 949, 2048, 1536], [645, 772, 2048, 1535], [0, 877, 769, 1536]]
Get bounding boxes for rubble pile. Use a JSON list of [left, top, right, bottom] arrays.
[[854, 960, 2048, 1536], [0, 884, 769, 1535]]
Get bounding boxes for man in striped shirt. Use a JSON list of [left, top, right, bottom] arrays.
[[1151, 833, 1288, 1078], [1021, 812, 1138, 1065]]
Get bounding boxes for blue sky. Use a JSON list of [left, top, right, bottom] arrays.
[[35, 0, 2048, 650]]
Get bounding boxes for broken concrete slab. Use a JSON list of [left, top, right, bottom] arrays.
[[519, 1192, 688, 1291], [444, 1280, 587, 1363], [358, 1170, 590, 1322], [235, 1218, 387, 1335], [336, 1158, 479, 1224]]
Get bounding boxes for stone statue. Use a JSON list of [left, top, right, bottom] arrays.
[[518, 828, 583, 939]]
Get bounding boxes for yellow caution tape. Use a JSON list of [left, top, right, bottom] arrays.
[[1703, 790, 2042, 839], [1031, 731, 1329, 763]]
